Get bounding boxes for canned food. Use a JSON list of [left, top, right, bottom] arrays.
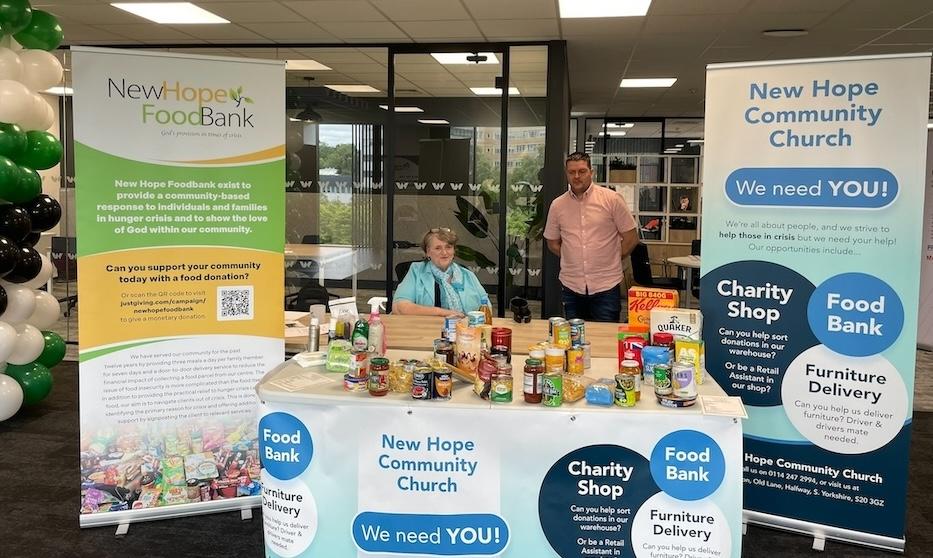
[[343, 374, 367, 392], [490, 370, 513, 403], [554, 320, 572, 349], [545, 345, 565, 371], [474, 357, 497, 399], [491, 344, 510, 363], [672, 361, 697, 398], [368, 357, 389, 396], [444, 315, 461, 342], [583, 341, 592, 369], [467, 311, 486, 326], [411, 366, 434, 400], [542, 372, 562, 407], [350, 350, 369, 379], [528, 345, 546, 361], [434, 368, 452, 400], [569, 318, 585, 346], [491, 327, 512, 352], [567, 347, 584, 375], [548, 317, 564, 338], [653, 364, 673, 396], [433, 338, 455, 365], [614, 374, 637, 407]]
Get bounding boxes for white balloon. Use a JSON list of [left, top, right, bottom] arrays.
[[18, 50, 63, 92], [18, 93, 53, 131], [7, 323, 43, 365], [26, 290, 59, 329], [286, 129, 303, 152], [0, 80, 33, 125], [0, 282, 37, 324], [23, 255, 54, 290], [0, 47, 22, 81], [0, 374, 23, 421], [0, 321, 16, 363]]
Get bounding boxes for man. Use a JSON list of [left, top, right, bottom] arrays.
[[544, 152, 638, 322]]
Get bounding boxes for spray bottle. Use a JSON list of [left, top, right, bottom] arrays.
[[367, 297, 388, 356]]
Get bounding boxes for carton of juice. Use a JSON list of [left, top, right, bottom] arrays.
[[627, 287, 679, 329]]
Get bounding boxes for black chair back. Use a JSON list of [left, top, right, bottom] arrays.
[[630, 243, 654, 286], [286, 284, 333, 311], [395, 260, 418, 282], [691, 239, 701, 256]]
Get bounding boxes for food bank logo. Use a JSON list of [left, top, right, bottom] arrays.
[[106, 77, 256, 128]]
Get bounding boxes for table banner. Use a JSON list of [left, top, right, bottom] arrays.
[[73, 47, 284, 526], [701, 53, 931, 550], [258, 402, 743, 558]]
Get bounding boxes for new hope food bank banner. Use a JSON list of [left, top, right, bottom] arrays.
[[73, 48, 284, 526], [701, 53, 930, 550]]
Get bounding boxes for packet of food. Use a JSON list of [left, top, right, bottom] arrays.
[[562, 374, 593, 402], [456, 321, 481, 373]]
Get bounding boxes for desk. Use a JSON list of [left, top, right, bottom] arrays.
[[667, 254, 701, 308], [285, 243, 370, 299], [285, 314, 624, 357], [256, 353, 744, 557]]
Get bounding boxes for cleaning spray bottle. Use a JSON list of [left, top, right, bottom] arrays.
[[366, 297, 388, 356], [351, 311, 370, 352]]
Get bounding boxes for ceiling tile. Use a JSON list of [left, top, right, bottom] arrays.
[[819, 5, 931, 29], [396, 20, 483, 40], [648, 0, 747, 16], [744, 0, 847, 13], [478, 19, 559, 39], [241, 22, 340, 42], [643, 14, 735, 34], [94, 24, 198, 42], [463, 0, 557, 19], [561, 18, 644, 38], [194, 2, 303, 23], [317, 21, 408, 39], [34, 3, 143, 25], [872, 29, 933, 44], [906, 13, 933, 29], [370, 0, 470, 21], [59, 23, 135, 43], [283, 1, 388, 22], [168, 23, 267, 42]]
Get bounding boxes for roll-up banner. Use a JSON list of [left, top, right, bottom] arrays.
[[701, 53, 931, 551], [73, 48, 284, 526], [920, 130, 933, 350]]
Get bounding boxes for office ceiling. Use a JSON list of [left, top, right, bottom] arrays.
[[43, 0, 933, 117]]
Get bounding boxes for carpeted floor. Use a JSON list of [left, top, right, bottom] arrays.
[[0, 361, 930, 557]]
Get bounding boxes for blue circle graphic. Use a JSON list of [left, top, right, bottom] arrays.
[[807, 273, 903, 357], [258, 412, 313, 480], [650, 430, 725, 501]]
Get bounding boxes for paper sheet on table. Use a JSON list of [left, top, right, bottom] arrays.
[[268, 371, 334, 392], [699, 395, 748, 418], [284, 311, 309, 323]]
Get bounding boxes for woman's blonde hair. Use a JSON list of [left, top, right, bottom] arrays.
[[422, 227, 458, 252]]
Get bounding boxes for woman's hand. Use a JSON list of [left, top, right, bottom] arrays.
[[437, 307, 463, 318]]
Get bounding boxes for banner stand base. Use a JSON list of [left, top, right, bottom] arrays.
[[744, 510, 905, 553], [115, 523, 129, 538], [241, 508, 253, 521], [80, 496, 262, 529]]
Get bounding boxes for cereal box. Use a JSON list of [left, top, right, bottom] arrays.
[[627, 287, 679, 328], [674, 339, 706, 384], [650, 308, 703, 341]]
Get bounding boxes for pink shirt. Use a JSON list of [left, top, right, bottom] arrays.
[[543, 182, 637, 295]]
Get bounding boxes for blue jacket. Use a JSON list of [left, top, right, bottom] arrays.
[[394, 261, 488, 313]]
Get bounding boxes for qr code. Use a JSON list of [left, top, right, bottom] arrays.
[[217, 286, 254, 321]]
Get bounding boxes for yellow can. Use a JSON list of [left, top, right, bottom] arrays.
[[567, 347, 584, 375]]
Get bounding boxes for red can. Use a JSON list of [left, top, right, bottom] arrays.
[[491, 327, 512, 351], [622, 335, 645, 367]]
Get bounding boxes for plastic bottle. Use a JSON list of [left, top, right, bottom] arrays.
[[367, 297, 388, 356], [351, 314, 370, 351], [307, 316, 320, 352], [479, 296, 493, 325]]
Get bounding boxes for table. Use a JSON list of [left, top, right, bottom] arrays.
[[285, 314, 625, 357], [255, 352, 744, 557], [285, 243, 371, 299], [667, 254, 701, 308]]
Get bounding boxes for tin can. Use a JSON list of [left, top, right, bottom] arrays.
[[467, 311, 486, 326], [672, 361, 697, 398], [542, 372, 562, 407], [569, 318, 586, 347], [434, 367, 452, 400], [545, 345, 565, 372], [490, 367, 513, 403], [444, 315, 461, 342], [528, 344, 546, 361], [350, 350, 369, 379], [199, 483, 211, 502], [619, 359, 641, 401], [548, 317, 564, 338], [491, 344, 510, 363], [614, 374, 637, 407], [653, 364, 673, 396], [411, 366, 434, 400], [583, 341, 592, 369], [567, 347, 585, 375], [343, 374, 367, 392], [491, 327, 512, 354], [368, 357, 389, 396], [433, 338, 455, 365], [474, 357, 497, 399], [554, 320, 572, 349], [622, 336, 645, 366]]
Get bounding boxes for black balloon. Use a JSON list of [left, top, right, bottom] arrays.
[[5, 246, 41, 283], [0, 283, 7, 316], [0, 235, 19, 277], [21, 194, 60, 232], [19, 231, 40, 247], [0, 204, 30, 242]]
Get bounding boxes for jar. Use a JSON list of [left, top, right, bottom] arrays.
[[653, 332, 675, 349], [491, 327, 512, 360], [491, 344, 510, 363], [490, 363, 513, 403], [523, 358, 544, 404], [620, 358, 642, 401], [433, 338, 455, 365], [368, 357, 389, 397], [545, 345, 565, 371]]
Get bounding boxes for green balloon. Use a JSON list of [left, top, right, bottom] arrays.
[[0, 155, 17, 197], [0, 123, 26, 161], [37, 331, 65, 368], [13, 10, 61, 51], [5, 362, 52, 406], [0, 0, 32, 35], [19, 131, 61, 170], [0, 164, 40, 203]]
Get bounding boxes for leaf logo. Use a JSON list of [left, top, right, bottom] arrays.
[[415, 182, 427, 190], [432, 182, 444, 190], [451, 183, 463, 190], [510, 184, 524, 192], [530, 184, 543, 193], [397, 182, 409, 190], [509, 267, 521, 276], [469, 183, 482, 191], [528, 269, 541, 277], [229, 85, 253, 108]]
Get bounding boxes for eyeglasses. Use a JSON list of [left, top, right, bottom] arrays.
[[429, 227, 452, 233]]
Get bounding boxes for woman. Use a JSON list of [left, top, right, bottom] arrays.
[[393, 228, 489, 317]]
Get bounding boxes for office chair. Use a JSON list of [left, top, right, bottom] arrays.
[[690, 239, 701, 300], [630, 243, 684, 290]]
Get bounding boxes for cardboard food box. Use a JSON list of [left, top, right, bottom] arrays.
[[650, 308, 703, 341], [627, 287, 679, 329]]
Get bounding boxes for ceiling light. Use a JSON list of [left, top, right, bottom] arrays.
[[286, 60, 332, 71], [418, 119, 449, 125], [111, 2, 228, 24], [620, 78, 677, 88], [928, 122, 933, 129], [296, 106, 323, 122], [470, 87, 520, 96], [598, 131, 627, 137], [607, 122, 635, 128], [687, 139, 704, 144], [559, 0, 652, 18], [431, 52, 498, 65], [762, 29, 808, 38], [325, 84, 380, 93], [379, 105, 424, 113], [675, 144, 684, 148], [44, 86, 73, 96]]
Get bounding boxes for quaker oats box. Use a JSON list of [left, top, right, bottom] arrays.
[[650, 307, 703, 341], [627, 287, 679, 328]]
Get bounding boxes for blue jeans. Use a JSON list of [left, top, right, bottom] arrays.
[[561, 284, 621, 322]]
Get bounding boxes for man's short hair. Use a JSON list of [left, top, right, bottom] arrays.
[[565, 152, 591, 168]]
